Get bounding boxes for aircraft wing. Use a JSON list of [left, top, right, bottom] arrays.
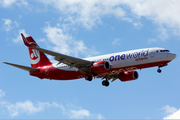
[[3, 62, 39, 72], [21, 34, 92, 74]]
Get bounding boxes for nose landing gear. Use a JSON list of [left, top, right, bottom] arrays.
[[157, 63, 168, 73], [157, 68, 162, 73]]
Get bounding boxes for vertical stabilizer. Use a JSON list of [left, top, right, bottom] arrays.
[[21, 34, 52, 68]]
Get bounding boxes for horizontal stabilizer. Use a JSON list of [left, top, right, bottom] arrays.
[[3, 62, 39, 72]]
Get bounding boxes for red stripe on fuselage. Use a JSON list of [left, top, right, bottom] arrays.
[[30, 60, 170, 80]]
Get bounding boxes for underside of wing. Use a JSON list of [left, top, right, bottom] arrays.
[[3, 62, 39, 72]]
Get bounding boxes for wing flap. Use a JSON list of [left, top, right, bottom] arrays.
[[3, 62, 39, 72]]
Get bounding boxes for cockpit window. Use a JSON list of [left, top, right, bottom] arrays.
[[160, 50, 170, 52]]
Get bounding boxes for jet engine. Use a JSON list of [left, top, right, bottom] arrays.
[[91, 61, 110, 73], [119, 70, 139, 82]]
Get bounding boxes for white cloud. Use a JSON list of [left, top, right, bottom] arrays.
[[2, 19, 19, 32], [112, 38, 122, 45], [43, 23, 99, 57], [41, 0, 126, 29], [1, 100, 104, 119], [162, 105, 180, 119], [0, 90, 104, 119], [0, 0, 16, 7], [13, 29, 29, 44], [0, 0, 28, 8], [122, 0, 180, 37], [40, 0, 180, 30], [2, 0, 180, 41], [157, 26, 169, 41], [43, 23, 72, 55], [133, 21, 143, 28], [14, 21, 19, 28], [164, 109, 180, 119], [123, 0, 180, 26], [162, 105, 178, 115], [2, 19, 12, 32], [45, 0, 180, 39], [0, 100, 62, 117], [0, 89, 5, 98], [148, 38, 157, 44], [60, 103, 104, 119], [97, 114, 105, 119], [7, 101, 46, 117], [39, 0, 180, 41], [70, 109, 90, 119]]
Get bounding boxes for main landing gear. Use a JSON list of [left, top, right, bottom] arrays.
[[85, 75, 92, 81], [85, 75, 110, 87], [102, 79, 109, 87]]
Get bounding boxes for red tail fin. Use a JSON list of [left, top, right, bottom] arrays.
[[21, 34, 52, 68]]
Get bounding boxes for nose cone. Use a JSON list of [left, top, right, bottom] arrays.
[[169, 53, 176, 60]]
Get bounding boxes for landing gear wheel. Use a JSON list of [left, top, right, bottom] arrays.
[[157, 69, 162, 73], [85, 75, 92, 81], [102, 80, 109, 87]]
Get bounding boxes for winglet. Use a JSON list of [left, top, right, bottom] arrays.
[[21, 33, 31, 47]]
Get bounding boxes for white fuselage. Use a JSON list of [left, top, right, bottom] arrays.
[[52, 47, 176, 71]]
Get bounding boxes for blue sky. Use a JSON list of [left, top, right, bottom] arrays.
[[0, 0, 180, 119]]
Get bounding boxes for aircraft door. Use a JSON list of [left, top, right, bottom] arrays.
[[150, 50, 155, 58]]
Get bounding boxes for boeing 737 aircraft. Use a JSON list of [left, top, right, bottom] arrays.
[[4, 34, 176, 87]]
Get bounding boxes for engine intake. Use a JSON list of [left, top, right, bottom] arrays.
[[91, 61, 110, 73], [119, 70, 139, 82]]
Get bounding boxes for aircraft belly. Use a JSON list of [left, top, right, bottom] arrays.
[[49, 68, 81, 80]]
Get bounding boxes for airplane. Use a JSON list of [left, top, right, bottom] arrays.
[[3, 33, 177, 87]]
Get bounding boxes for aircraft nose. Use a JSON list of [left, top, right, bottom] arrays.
[[169, 53, 176, 60]]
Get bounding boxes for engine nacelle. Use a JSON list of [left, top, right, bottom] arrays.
[[119, 70, 139, 82], [91, 61, 110, 73]]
